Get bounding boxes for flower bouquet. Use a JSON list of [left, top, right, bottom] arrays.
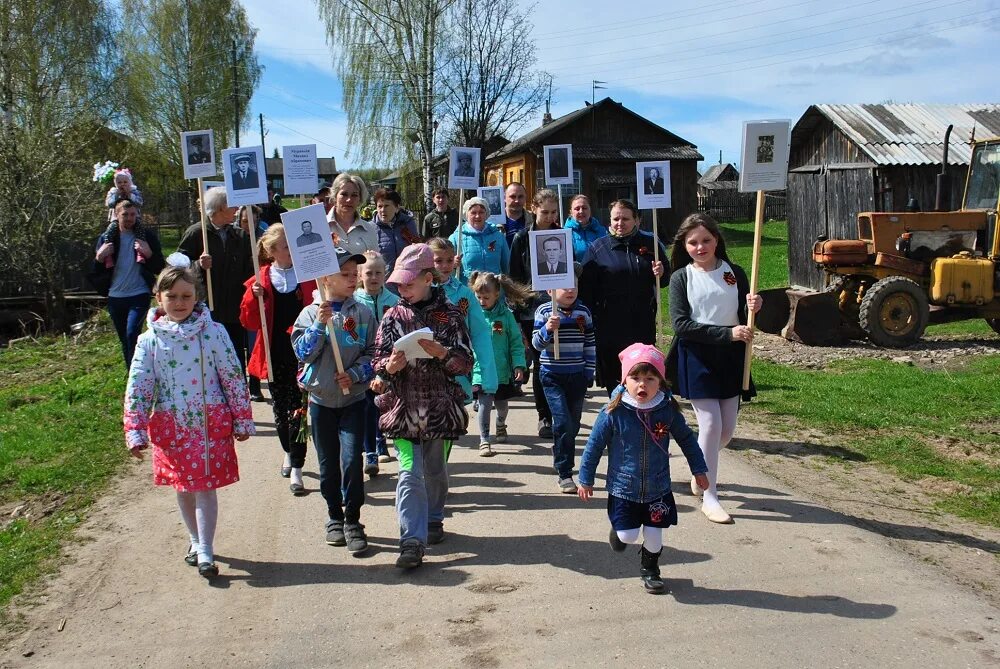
[[92, 160, 120, 186]]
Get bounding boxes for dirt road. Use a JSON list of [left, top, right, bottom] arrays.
[[3, 392, 998, 668]]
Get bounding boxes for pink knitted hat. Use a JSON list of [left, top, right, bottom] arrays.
[[619, 343, 666, 383]]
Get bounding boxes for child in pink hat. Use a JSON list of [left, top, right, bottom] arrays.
[[577, 342, 709, 594]]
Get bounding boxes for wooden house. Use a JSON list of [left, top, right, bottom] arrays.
[[483, 98, 702, 237], [265, 157, 338, 197], [787, 103, 1000, 289]]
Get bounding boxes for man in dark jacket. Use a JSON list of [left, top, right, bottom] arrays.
[[421, 188, 458, 239], [90, 199, 166, 368], [178, 186, 255, 379]]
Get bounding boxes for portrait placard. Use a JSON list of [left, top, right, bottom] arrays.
[[222, 145, 268, 206], [636, 161, 672, 210], [529, 228, 575, 291], [448, 146, 481, 190], [739, 120, 791, 192], [280, 203, 341, 282], [181, 129, 216, 180], [282, 144, 319, 195], [477, 186, 506, 226], [543, 144, 574, 186]]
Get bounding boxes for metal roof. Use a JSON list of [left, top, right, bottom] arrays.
[[574, 145, 702, 161], [794, 103, 1000, 166]]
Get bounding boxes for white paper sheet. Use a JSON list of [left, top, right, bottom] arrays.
[[393, 327, 435, 362]]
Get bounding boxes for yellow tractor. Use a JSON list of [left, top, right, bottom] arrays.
[[812, 132, 1000, 347]]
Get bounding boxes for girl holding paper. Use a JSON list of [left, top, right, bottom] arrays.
[[239, 224, 317, 494]]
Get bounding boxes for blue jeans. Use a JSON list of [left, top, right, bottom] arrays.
[[363, 390, 388, 457], [395, 438, 451, 545], [540, 369, 588, 479], [107, 293, 151, 369], [309, 400, 366, 523]]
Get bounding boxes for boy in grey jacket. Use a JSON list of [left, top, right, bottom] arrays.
[[291, 248, 377, 555]]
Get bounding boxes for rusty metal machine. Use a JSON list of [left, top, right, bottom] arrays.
[[809, 130, 1000, 347]]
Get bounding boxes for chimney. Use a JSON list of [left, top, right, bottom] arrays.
[[542, 112, 553, 126]]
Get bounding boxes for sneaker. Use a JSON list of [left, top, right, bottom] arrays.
[[427, 522, 445, 545], [538, 418, 553, 439], [364, 453, 379, 477], [701, 501, 733, 524], [377, 452, 392, 463], [325, 519, 346, 546], [396, 540, 425, 569], [608, 528, 627, 553], [558, 476, 578, 494], [495, 421, 508, 443], [479, 442, 494, 457], [690, 476, 702, 497], [344, 523, 368, 555]]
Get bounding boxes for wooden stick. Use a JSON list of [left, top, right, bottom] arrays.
[[742, 191, 765, 391], [457, 187, 465, 256], [652, 208, 663, 348], [244, 206, 273, 383], [299, 193, 305, 209], [196, 177, 215, 311], [321, 279, 351, 396], [552, 298, 560, 360], [557, 183, 564, 223]]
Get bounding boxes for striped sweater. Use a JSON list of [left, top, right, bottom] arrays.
[[532, 300, 596, 380]]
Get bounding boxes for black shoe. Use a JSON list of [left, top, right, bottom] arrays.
[[537, 418, 553, 439], [427, 522, 445, 545], [609, 528, 627, 553], [184, 545, 198, 566], [396, 541, 425, 569], [639, 546, 666, 594], [325, 519, 346, 546], [198, 562, 219, 579], [344, 523, 368, 555], [363, 453, 379, 477], [290, 482, 306, 496], [250, 393, 266, 403], [280, 466, 291, 478]]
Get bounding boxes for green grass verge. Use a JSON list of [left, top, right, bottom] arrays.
[[0, 324, 128, 613], [744, 356, 1000, 526]]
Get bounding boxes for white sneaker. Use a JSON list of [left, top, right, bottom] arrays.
[[558, 476, 578, 494], [701, 501, 732, 524], [479, 442, 494, 457], [690, 476, 702, 497]]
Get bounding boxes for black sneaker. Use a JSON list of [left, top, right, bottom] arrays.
[[538, 418, 553, 439], [396, 540, 425, 569], [427, 522, 445, 545], [363, 453, 379, 477], [609, 528, 627, 553], [344, 523, 368, 555], [325, 519, 346, 546], [198, 562, 219, 579]]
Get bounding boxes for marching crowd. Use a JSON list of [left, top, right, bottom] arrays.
[[93, 172, 761, 594]]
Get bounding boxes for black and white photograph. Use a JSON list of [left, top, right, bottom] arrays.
[[756, 135, 775, 164], [739, 120, 791, 192], [448, 146, 481, 190], [528, 228, 575, 291], [281, 203, 342, 282], [477, 185, 506, 226], [222, 145, 268, 206], [180, 129, 216, 180], [635, 161, 672, 210], [543, 144, 574, 186]]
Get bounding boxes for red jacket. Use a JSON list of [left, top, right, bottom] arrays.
[[239, 265, 317, 379]]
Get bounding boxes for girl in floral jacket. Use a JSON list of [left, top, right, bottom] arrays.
[[124, 261, 255, 579]]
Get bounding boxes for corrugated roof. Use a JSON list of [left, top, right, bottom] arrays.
[[574, 145, 702, 161], [796, 103, 1000, 166]]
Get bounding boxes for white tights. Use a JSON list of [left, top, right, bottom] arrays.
[[615, 526, 663, 552], [690, 396, 740, 507], [176, 490, 219, 564]]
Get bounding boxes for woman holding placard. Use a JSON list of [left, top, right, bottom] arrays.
[[448, 197, 509, 283], [325, 173, 377, 255], [579, 200, 666, 397], [667, 213, 761, 525], [239, 224, 317, 494]]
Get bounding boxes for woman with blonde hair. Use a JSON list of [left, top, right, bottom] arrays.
[[326, 173, 377, 255]]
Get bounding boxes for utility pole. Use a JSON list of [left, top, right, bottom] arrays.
[[259, 113, 266, 156], [232, 40, 239, 147], [591, 80, 606, 136]]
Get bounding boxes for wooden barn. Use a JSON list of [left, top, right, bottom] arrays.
[[787, 103, 1000, 289], [483, 97, 703, 237]]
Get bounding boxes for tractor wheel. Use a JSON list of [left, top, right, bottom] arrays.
[[859, 276, 929, 348], [987, 318, 1000, 335]]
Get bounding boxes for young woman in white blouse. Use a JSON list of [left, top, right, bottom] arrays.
[[666, 214, 762, 524]]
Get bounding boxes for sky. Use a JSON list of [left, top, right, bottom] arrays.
[[242, 0, 1000, 174]]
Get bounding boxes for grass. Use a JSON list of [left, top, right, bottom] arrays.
[[0, 322, 128, 614]]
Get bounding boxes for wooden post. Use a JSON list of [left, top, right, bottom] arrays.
[[742, 191, 765, 391], [299, 193, 305, 209], [551, 299, 560, 360], [196, 177, 215, 311], [652, 208, 663, 348], [557, 183, 564, 224], [321, 279, 351, 396], [244, 206, 273, 383]]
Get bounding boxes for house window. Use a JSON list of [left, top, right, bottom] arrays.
[[535, 169, 581, 195]]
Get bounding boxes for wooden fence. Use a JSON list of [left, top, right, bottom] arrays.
[[698, 188, 786, 222]]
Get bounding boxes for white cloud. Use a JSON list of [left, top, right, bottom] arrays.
[[243, 0, 334, 74]]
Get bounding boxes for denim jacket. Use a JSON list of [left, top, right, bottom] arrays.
[[578, 387, 707, 503]]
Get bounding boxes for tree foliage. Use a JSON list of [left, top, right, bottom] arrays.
[[0, 0, 118, 329]]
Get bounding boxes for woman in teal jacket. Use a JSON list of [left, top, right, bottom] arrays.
[[564, 195, 608, 261], [449, 197, 510, 283]]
